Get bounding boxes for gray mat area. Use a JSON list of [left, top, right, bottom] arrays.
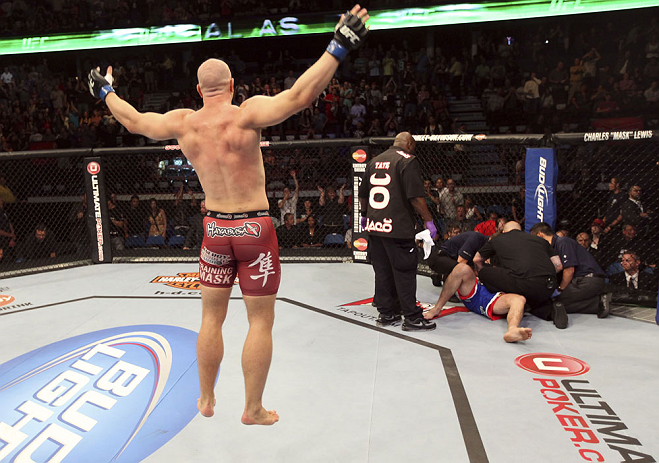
[[0, 263, 658, 463]]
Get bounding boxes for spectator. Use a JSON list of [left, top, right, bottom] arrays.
[[125, 195, 146, 238], [171, 185, 194, 235], [0, 197, 16, 258], [589, 219, 605, 262], [576, 232, 592, 250], [107, 198, 125, 251], [474, 212, 499, 236], [299, 215, 325, 248], [604, 224, 643, 274], [438, 178, 463, 220], [0, 68, 13, 85], [644, 81, 659, 103], [452, 205, 476, 233], [296, 199, 315, 225], [283, 70, 297, 90], [620, 184, 652, 231], [511, 187, 526, 225], [276, 212, 300, 249], [278, 171, 299, 225], [609, 251, 657, 291], [603, 177, 625, 234], [349, 97, 366, 126], [582, 48, 601, 88], [16, 223, 58, 260], [568, 58, 585, 103], [147, 198, 167, 240], [68, 193, 88, 254], [464, 196, 483, 222], [183, 200, 207, 250], [595, 93, 619, 114], [0, 174, 16, 204], [318, 184, 347, 234], [523, 72, 541, 113]]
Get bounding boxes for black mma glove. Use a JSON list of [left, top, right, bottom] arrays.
[[88, 67, 115, 102], [326, 12, 368, 62]]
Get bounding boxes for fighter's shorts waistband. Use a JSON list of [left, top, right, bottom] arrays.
[[205, 210, 270, 220]]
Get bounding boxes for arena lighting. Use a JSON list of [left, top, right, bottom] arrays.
[[0, 0, 657, 55]]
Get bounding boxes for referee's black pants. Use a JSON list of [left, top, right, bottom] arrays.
[[424, 248, 458, 281], [368, 235, 422, 319], [478, 266, 555, 309], [531, 275, 605, 320]]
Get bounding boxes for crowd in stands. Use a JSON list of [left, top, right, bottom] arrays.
[[0, 7, 657, 304], [1, 10, 658, 149]]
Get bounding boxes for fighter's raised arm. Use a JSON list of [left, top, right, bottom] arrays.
[[88, 66, 193, 141], [239, 5, 369, 129]]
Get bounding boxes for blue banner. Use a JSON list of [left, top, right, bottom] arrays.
[[525, 148, 558, 232]]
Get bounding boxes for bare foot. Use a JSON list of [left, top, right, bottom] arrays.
[[241, 408, 279, 426], [423, 307, 441, 320], [503, 327, 532, 343], [197, 397, 216, 417]]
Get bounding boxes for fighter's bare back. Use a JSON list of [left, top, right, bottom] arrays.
[[176, 105, 268, 213]]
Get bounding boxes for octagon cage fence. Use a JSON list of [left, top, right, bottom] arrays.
[[0, 132, 657, 309]]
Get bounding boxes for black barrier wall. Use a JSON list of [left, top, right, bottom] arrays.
[[1, 132, 658, 308]]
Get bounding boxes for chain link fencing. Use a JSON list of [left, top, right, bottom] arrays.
[[1, 134, 658, 311]]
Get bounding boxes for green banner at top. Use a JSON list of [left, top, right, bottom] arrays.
[[1, 0, 657, 56]]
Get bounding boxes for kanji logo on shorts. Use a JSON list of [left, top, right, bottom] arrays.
[[206, 221, 262, 239], [515, 353, 590, 377], [248, 252, 275, 287], [87, 162, 100, 175]]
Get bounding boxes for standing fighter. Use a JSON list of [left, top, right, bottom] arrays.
[[358, 132, 438, 331], [88, 5, 369, 425]]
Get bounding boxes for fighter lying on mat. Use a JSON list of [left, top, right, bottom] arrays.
[[423, 262, 532, 343]]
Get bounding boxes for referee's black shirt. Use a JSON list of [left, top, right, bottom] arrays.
[[358, 146, 425, 239], [477, 229, 557, 279]]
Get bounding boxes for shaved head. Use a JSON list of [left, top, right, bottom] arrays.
[[393, 131, 416, 153], [197, 59, 232, 98], [503, 221, 521, 233]]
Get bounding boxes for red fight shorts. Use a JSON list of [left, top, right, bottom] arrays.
[[200, 210, 281, 296]]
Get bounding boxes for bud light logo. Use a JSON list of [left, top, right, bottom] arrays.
[[0, 325, 201, 462]]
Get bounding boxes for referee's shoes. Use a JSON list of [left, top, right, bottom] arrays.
[[402, 317, 436, 331]]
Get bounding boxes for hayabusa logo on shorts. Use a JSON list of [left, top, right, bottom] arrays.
[[0, 325, 200, 463], [206, 221, 261, 238]]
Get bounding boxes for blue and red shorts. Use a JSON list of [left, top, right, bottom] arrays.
[[200, 210, 281, 296], [458, 278, 504, 321]]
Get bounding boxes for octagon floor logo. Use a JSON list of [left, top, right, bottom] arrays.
[[0, 324, 201, 462], [515, 352, 590, 377]]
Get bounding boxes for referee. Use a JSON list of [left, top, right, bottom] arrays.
[[358, 132, 437, 331]]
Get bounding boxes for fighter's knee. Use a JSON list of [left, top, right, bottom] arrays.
[[453, 262, 471, 276]]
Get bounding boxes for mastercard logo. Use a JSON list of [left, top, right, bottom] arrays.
[[515, 353, 590, 377], [352, 149, 367, 163], [0, 294, 16, 306], [353, 238, 368, 251]]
